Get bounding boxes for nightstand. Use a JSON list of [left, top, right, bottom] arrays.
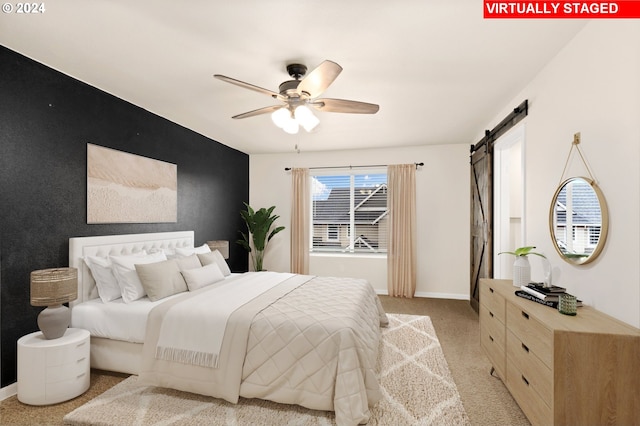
[[17, 328, 90, 405]]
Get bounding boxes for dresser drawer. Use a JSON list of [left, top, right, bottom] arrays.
[[507, 360, 553, 426], [480, 321, 506, 380], [480, 303, 505, 345], [480, 282, 506, 323], [506, 329, 553, 408], [506, 302, 553, 367]]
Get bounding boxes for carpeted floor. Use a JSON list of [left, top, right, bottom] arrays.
[[63, 314, 469, 425], [0, 297, 529, 425]]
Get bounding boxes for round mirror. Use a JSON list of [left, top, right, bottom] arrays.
[[549, 177, 608, 265]]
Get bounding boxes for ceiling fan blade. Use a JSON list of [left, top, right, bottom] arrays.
[[231, 105, 283, 119], [296, 60, 343, 98], [311, 98, 379, 114], [214, 74, 282, 99]]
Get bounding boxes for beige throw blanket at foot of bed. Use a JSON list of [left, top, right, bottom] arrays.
[[139, 273, 386, 426], [155, 272, 296, 368]]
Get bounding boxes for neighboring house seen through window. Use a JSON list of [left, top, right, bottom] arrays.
[[553, 178, 602, 255], [311, 171, 387, 254]]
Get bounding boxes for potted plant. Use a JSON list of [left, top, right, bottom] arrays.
[[237, 203, 285, 271], [498, 246, 546, 287]]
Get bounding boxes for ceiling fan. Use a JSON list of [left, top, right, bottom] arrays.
[[214, 60, 379, 134]]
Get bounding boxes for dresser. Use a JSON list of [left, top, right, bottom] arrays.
[[17, 328, 90, 405], [479, 278, 640, 425]]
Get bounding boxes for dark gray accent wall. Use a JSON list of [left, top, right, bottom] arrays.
[[0, 46, 249, 387]]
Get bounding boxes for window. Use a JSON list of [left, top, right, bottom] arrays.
[[327, 225, 339, 241], [311, 171, 387, 254]]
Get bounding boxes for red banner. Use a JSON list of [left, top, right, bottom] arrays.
[[484, 1, 640, 18]]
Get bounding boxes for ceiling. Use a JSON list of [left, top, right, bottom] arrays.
[[0, 1, 586, 154]]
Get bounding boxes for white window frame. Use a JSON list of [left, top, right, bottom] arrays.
[[310, 168, 387, 255]]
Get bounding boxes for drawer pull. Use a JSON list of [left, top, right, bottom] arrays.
[[521, 343, 529, 353], [489, 287, 494, 293], [77, 357, 87, 363], [489, 311, 494, 318], [76, 341, 87, 348], [77, 372, 86, 379], [489, 335, 494, 342], [521, 311, 529, 320], [521, 375, 529, 386]]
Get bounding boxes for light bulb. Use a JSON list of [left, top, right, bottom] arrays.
[[283, 118, 299, 134], [271, 107, 290, 129], [294, 105, 319, 132]]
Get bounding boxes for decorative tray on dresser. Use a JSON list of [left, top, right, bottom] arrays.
[[479, 278, 640, 426]]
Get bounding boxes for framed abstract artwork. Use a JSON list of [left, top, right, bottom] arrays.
[[87, 143, 177, 223]]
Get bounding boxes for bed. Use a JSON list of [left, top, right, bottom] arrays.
[[69, 231, 387, 425]]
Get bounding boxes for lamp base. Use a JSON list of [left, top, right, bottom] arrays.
[[37, 304, 71, 339]]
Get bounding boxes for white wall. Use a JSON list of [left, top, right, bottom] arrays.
[[484, 21, 640, 327], [250, 144, 470, 299]]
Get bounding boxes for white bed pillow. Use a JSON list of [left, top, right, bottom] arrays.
[[161, 247, 177, 258], [110, 251, 167, 303], [174, 243, 211, 257], [174, 254, 202, 271], [197, 250, 231, 276], [135, 259, 188, 301], [181, 263, 225, 291], [84, 251, 146, 303]]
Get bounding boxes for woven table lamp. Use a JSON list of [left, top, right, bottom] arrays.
[[30, 267, 78, 339]]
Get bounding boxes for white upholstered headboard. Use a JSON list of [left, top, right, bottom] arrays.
[[69, 231, 194, 306]]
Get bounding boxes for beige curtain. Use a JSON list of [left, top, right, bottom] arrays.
[[387, 164, 417, 297], [290, 168, 310, 274]]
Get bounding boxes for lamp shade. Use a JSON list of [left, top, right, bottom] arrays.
[[206, 240, 230, 259], [294, 105, 319, 132], [271, 107, 290, 128], [30, 268, 77, 339], [30, 268, 78, 306], [271, 107, 300, 134]]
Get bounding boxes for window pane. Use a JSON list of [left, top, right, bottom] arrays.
[[553, 179, 602, 255], [311, 172, 387, 253]]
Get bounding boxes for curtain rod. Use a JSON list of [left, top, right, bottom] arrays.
[[284, 162, 423, 171]]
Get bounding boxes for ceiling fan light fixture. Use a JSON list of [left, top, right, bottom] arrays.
[[294, 105, 319, 132], [216, 60, 378, 134], [271, 107, 290, 128], [283, 119, 299, 134]]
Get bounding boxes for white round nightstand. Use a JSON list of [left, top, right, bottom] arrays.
[[17, 327, 90, 405]]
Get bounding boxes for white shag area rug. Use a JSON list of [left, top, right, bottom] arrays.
[[64, 314, 469, 425]]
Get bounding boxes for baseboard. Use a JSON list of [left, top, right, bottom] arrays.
[[376, 289, 470, 300], [0, 382, 17, 401]]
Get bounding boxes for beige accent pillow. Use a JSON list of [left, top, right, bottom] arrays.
[[182, 263, 225, 291], [197, 250, 231, 276], [174, 254, 202, 271], [110, 252, 167, 303], [135, 259, 188, 301]]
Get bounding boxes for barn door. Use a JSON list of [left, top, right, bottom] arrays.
[[469, 100, 528, 313], [470, 143, 492, 313]]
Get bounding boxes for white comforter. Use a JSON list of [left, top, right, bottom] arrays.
[[139, 272, 387, 426]]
